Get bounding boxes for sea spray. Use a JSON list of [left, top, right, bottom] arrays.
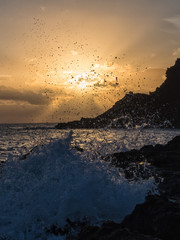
[[0, 131, 156, 239]]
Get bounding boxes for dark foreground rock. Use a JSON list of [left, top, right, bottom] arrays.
[[121, 195, 180, 240], [105, 135, 180, 199], [76, 195, 180, 240], [56, 58, 180, 129], [77, 222, 161, 240], [75, 136, 180, 240]]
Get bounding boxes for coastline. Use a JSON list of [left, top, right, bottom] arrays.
[[0, 129, 179, 239], [74, 136, 180, 240]]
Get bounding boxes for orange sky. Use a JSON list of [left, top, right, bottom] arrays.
[[0, 0, 180, 123]]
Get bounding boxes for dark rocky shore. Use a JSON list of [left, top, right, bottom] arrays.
[[45, 136, 180, 240], [56, 58, 180, 129], [75, 136, 180, 240]]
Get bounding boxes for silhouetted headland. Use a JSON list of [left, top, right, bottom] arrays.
[[56, 59, 180, 129]]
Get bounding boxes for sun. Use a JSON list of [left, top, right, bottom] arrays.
[[68, 72, 102, 89]]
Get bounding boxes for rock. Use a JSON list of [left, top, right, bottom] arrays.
[[74, 146, 84, 152], [159, 172, 180, 200], [121, 195, 180, 240], [76, 135, 180, 240], [105, 136, 180, 199], [104, 135, 180, 176], [76, 195, 179, 240], [77, 221, 160, 240], [156, 58, 180, 106]]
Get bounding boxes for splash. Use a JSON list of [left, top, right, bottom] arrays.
[[0, 132, 156, 239]]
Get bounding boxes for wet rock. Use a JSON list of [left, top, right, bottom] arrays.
[[77, 221, 160, 240], [76, 135, 180, 240], [121, 195, 180, 240], [104, 135, 180, 182], [158, 172, 180, 200], [45, 218, 89, 239], [74, 146, 84, 152]]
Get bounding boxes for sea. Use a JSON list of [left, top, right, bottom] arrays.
[[0, 123, 180, 239]]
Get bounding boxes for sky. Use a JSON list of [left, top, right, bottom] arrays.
[[0, 0, 180, 123]]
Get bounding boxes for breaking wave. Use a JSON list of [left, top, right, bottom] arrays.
[[0, 132, 156, 239]]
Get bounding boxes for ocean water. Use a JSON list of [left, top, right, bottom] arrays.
[[0, 124, 180, 239]]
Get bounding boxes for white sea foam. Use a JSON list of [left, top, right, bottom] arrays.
[[0, 131, 156, 239]]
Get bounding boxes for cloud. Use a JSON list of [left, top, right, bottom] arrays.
[[173, 47, 180, 56], [0, 75, 12, 83], [151, 53, 156, 58], [40, 6, 46, 12], [163, 15, 180, 32], [0, 74, 12, 78], [0, 104, 43, 123], [0, 86, 51, 105]]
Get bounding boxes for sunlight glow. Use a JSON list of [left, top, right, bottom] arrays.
[[68, 72, 102, 89]]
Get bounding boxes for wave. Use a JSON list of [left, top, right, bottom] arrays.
[[0, 131, 156, 239]]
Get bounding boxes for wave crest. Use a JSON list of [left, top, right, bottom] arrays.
[[0, 131, 156, 239]]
